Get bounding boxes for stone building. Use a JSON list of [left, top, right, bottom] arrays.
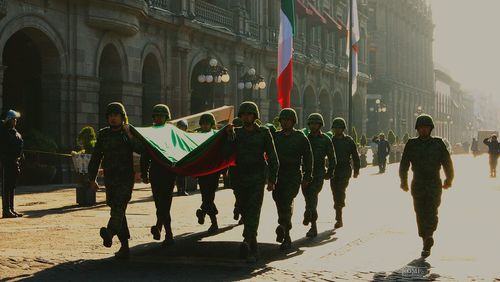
[[0, 0, 369, 181], [366, 0, 434, 137]]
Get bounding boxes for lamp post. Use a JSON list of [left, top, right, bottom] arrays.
[[466, 122, 474, 139], [197, 58, 230, 109], [237, 67, 266, 103], [369, 98, 387, 134]]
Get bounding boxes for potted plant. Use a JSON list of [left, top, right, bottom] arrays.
[[71, 126, 97, 206], [359, 134, 368, 168], [388, 130, 397, 163]]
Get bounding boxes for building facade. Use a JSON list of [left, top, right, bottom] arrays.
[[366, 0, 434, 137]]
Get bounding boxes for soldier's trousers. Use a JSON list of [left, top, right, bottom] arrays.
[[489, 154, 499, 172], [238, 174, 265, 239], [1, 163, 19, 214], [105, 182, 133, 242], [330, 177, 350, 210], [273, 177, 301, 231], [378, 155, 387, 172], [151, 171, 176, 231], [198, 171, 220, 216], [302, 177, 324, 222], [228, 167, 240, 214], [411, 182, 442, 239]]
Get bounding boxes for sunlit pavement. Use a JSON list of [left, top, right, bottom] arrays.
[[1, 154, 499, 281]]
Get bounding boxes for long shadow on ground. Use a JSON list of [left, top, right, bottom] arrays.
[[9, 225, 338, 281]]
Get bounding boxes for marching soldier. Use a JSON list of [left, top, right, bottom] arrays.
[[330, 117, 360, 229], [195, 113, 221, 233], [229, 117, 243, 223], [302, 113, 336, 238], [88, 102, 143, 259], [272, 108, 313, 250], [1, 110, 23, 218], [483, 134, 499, 177], [140, 104, 177, 246], [372, 133, 391, 173], [399, 114, 454, 258], [227, 101, 279, 262]]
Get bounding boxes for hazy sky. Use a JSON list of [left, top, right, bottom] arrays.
[[431, 0, 499, 95]]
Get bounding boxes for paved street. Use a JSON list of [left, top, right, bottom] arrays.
[[1, 154, 499, 281]]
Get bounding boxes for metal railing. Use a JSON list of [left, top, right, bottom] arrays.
[[195, 0, 234, 31], [309, 43, 321, 59], [249, 21, 260, 40], [294, 35, 306, 54], [359, 62, 370, 75], [146, 0, 171, 11], [267, 27, 279, 44], [323, 49, 336, 64]]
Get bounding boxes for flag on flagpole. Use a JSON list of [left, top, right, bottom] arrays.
[[277, 0, 295, 108], [346, 0, 360, 96]]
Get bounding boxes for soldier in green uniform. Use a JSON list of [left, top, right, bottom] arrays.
[[330, 117, 360, 229], [302, 113, 336, 238], [227, 101, 278, 262], [88, 102, 143, 259], [140, 104, 177, 246], [229, 117, 243, 223], [195, 113, 221, 233], [272, 108, 313, 250], [399, 114, 454, 258]]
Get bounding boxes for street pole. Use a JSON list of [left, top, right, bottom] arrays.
[[348, 0, 353, 133]]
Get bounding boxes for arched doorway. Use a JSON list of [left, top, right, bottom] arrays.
[[98, 44, 123, 128], [142, 54, 161, 126], [190, 59, 226, 114], [2, 28, 61, 137], [290, 84, 301, 126], [332, 92, 344, 119], [303, 86, 316, 127], [268, 78, 279, 120], [353, 94, 363, 135], [319, 90, 331, 129]]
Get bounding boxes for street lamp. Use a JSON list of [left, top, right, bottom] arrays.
[[237, 67, 266, 102], [370, 99, 387, 133], [197, 58, 230, 109]]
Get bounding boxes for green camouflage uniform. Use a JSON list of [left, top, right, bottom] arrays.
[[272, 109, 313, 233], [330, 134, 360, 209], [88, 107, 143, 243]]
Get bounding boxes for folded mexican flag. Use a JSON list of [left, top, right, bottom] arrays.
[[131, 124, 235, 177]]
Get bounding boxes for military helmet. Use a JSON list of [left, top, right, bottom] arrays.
[[232, 117, 243, 127], [176, 119, 188, 128], [237, 101, 260, 119], [307, 113, 324, 126], [5, 109, 20, 121], [106, 102, 128, 124], [278, 108, 298, 123], [331, 117, 347, 129], [415, 114, 435, 129], [199, 113, 216, 126], [152, 104, 171, 120]]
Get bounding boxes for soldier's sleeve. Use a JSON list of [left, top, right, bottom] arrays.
[[483, 138, 490, 146], [350, 139, 361, 174], [128, 135, 144, 154], [140, 150, 151, 180], [439, 139, 454, 186], [264, 128, 279, 184], [326, 137, 336, 178], [88, 132, 104, 182], [302, 135, 313, 183], [399, 140, 411, 184], [387, 142, 391, 154]]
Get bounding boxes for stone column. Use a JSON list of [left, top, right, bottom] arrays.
[[75, 76, 100, 132], [122, 81, 143, 126]]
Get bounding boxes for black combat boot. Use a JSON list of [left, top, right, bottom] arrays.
[[246, 237, 259, 263], [2, 190, 15, 218], [280, 232, 292, 250], [196, 209, 205, 225], [10, 193, 22, 217], [239, 238, 250, 260], [303, 210, 312, 226], [233, 207, 240, 221], [100, 227, 113, 248], [2, 210, 16, 218], [275, 225, 286, 243], [334, 208, 343, 229], [115, 240, 130, 259], [306, 222, 318, 238], [421, 237, 434, 258], [207, 214, 218, 233], [150, 225, 161, 241], [162, 229, 175, 247]]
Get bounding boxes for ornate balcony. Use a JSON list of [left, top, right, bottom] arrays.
[[308, 43, 321, 59], [195, 0, 234, 31], [146, 0, 171, 11], [323, 49, 336, 64], [266, 27, 279, 45], [294, 35, 306, 55], [249, 21, 260, 40]]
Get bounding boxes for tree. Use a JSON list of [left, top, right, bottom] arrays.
[[388, 130, 396, 145], [403, 132, 410, 144], [77, 126, 97, 154], [351, 127, 359, 144]]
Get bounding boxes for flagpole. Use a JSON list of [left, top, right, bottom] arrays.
[[348, 0, 353, 133]]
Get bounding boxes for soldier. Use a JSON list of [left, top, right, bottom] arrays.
[[330, 117, 360, 229], [483, 134, 499, 177], [88, 102, 143, 259], [140, 104, 177, 246], [302, 113, 336, 238], [228, 117, 243, 223], [372, 133, 391, 173], [227, 101, 278, 262], [195, 113, 221, 233], [175, 119, 189, 196], [0, 110, 23, 218], [272, 108, 313, 250], [399, 114, 454, 258]]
